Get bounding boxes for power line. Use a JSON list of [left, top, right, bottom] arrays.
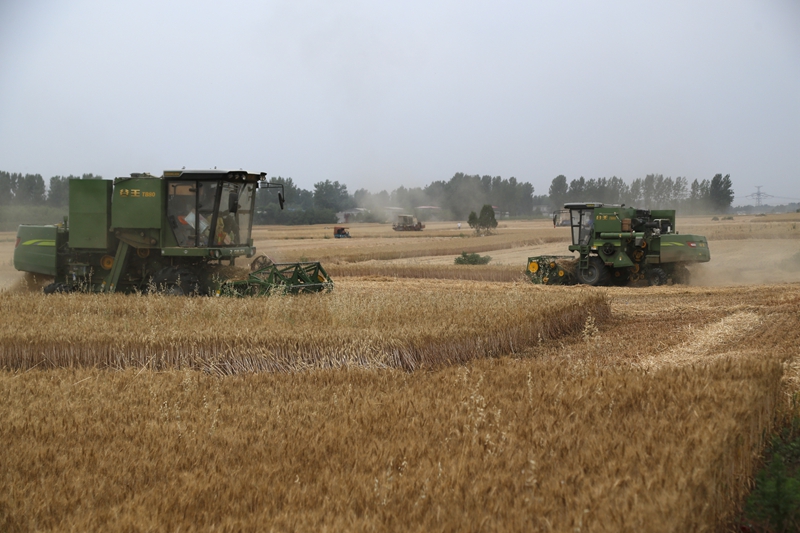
[[737, 187, 800, 206]]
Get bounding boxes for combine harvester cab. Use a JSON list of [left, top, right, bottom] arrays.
[[13, 169, 333, 295], [527, 202, 709, 286]]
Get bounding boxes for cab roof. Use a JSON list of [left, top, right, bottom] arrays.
[[161, 170, 266, 182], [563, 202, 605, 209]]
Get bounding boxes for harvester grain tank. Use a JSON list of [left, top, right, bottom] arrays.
[[527, 202, 709, 286], [13, 170, 333, 295]]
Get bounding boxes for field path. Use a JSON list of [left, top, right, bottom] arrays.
[[635, 311, 762, 369]]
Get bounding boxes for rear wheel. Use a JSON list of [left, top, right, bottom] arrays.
[[576, 257, 610, 286], [647, 267, 668, 286]]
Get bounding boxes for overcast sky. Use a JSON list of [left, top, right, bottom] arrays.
[[1, 0, 798, 205]]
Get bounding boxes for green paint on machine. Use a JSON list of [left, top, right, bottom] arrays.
[[13, 169, 333, 295], [526, 203, 710, 287]]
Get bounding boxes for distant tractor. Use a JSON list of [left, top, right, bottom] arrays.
[[333, 227, 351, 238], [527, 202, 710, 286], [13, 169, 333, 295], [393, 214, 425, 231]]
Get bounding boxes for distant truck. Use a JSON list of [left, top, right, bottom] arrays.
[[392, 214, 425, 231]]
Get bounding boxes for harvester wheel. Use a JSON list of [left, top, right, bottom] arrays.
[[43, 282, 71, 294], [576, 257, 609, 286], [152, 266, 200, 296], [647, 267, 668, 286]]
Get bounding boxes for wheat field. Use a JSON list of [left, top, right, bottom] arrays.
[[1, 219, 800, 531], [0, 279, 608, 373]]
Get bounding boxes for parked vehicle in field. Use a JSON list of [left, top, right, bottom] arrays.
[[527, 202, 710, 286], [13, 169, 333, 295], [333, 227, 351, 238], [392, 214, 425, 231]]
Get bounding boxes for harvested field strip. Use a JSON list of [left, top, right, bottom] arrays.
[[326, 263, 525, 282], [638, 311, 762, 369], [264, 233, 568, 263], [679, 223, 800, 241], [0, 280, 608, 373], [0, 353, 786, 532]]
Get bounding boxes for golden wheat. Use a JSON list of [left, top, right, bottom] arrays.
[[0, 350, 790, 532], [0, 279, 608, 373], [2, 221, 800, 531]]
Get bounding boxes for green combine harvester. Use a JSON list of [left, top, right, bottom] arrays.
[[527, 202, 710, 286], [13, 169, 333, 295]]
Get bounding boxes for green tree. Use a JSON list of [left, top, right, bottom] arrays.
[[16, 174, 46, 204], [567, 177, 586, 201], [0, 171, 12, 205], [313, 180, 353, 212], [548, 175, 568, 209], [47, 176, 70, 207], [467, 204, 498, 235], [709, 173, 734, 213]]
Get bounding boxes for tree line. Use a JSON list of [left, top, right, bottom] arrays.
[[2, 170, 735, 225], [0, 172, 102, 207], [254, 173, 541, 224], [548, 173, 734, 214]]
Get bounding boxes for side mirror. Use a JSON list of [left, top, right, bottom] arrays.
[[278, 192, 285, 210]]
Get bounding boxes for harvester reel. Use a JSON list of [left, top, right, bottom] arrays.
[[250, 254, 274, 272]]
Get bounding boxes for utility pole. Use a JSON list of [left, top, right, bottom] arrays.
[[744, 186, 773, 209]]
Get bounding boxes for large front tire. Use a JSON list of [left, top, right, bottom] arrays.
[[576, 257, 610, 286]]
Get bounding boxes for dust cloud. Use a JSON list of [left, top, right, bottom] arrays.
[[690, 239, 800, 286]]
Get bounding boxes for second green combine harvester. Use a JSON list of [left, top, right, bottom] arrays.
[[13, 169, 333, 295], [527, 202, 710, 286]]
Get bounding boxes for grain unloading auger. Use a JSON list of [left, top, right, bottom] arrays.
[[13, 169, 333, 295], [527, 202, 710, 286]]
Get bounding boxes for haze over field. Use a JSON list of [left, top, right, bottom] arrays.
[[1, 0, 798, 203]]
